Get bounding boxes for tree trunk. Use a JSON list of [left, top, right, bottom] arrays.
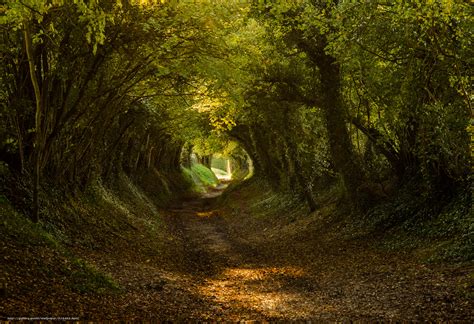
[[181, 143, 193, 168], [226, 158, 232, 177], [312, 47, 365, 199], [24, 23, 43, 223]]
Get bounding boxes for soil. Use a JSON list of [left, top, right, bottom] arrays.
[[1, 186, 473, 321]]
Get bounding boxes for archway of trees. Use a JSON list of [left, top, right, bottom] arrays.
[[2, 0, 470, 222], [1, 1, 473, 320]]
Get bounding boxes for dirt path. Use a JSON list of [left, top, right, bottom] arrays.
[[157, 192, 473, 321], [161, 192, 329, 320], [2, 187, 472, 321]]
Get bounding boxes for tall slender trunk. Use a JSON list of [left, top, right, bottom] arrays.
[[226, 159, 232, 177], [24, 22, 43, 223]]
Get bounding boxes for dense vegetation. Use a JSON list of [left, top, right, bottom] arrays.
[[0, 0, 472, 320], [2, 0, 471, 213]]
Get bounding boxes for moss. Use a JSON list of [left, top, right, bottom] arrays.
[[68, 257, 120, 294], [0, 194, 9, 205], [0, 202, 62, 249]]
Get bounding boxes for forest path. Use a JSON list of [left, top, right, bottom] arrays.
[[2, 184, 471, 321], [157, 188, 473, 321], [161, 189, 320, 320]]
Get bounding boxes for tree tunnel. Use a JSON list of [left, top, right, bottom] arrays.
[[0, 0, 471, 221], [179, 136, 254, 189], [1, 2, 472, 320]]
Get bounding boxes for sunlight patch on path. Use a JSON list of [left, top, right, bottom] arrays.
[[170, 196, 343, 320], [198, 266, 335, 319]]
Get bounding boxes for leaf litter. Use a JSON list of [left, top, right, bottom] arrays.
[[1, 187, 473, 321]]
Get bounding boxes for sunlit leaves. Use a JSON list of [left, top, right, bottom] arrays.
[[1, 0, 114, 54]]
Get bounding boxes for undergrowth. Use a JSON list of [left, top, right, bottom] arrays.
[[0, 198, 120, 294], [354, 179, 473, 263], [68, 257, 120, 294], [182, 163, 218, 192], [221, 176, 473, 265], [1, 199, 62, 249], [0, 168, 189, 298]]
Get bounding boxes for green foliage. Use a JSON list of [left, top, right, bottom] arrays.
[[0, 202, 61, 248], [359, 180, 473, 263], [211, 157, 227, 172], [329, 0, 472, 184], [0, 0, 471, 268], [191, 134, 229, 158], [200, 0, 471, 205], [0, 0, 233, 193], [190, 163, 219, 187], [68, 257, 120, 294], [182, 163, 218, 192]]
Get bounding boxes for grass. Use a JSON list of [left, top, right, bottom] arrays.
[[191, 164, 219, 186], [182, 163, 219, 192], [1, 197, 121, 295], [68, 257, 120, 294], [0, 201, 62, 249], [221, 176, 473, 265]]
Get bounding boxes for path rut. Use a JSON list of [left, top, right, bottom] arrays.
[[160, 192, 473, 321]]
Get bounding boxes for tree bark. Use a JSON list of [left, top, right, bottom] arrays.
[[24, 22, 42, 223], [317, 53, 364, 197]]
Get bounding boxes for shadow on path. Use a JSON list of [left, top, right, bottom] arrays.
[[159, 184, 474, 321]]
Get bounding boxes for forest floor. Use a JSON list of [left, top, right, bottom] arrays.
[[1, 183, 473, 321]]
